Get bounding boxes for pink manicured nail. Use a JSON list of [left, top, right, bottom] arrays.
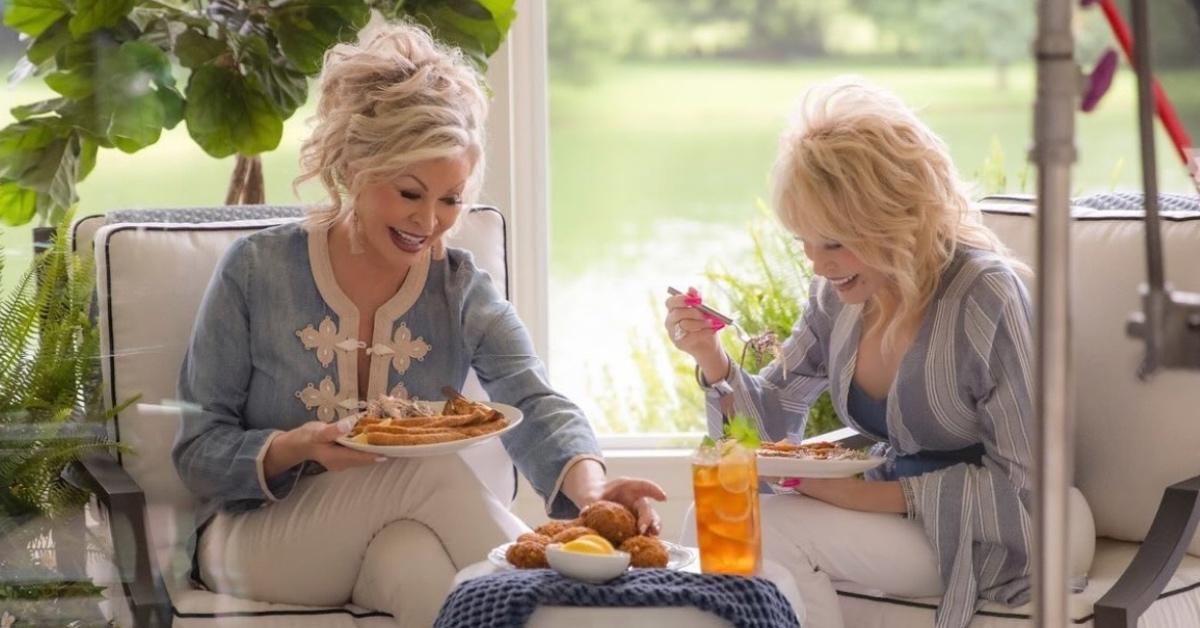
[[778, 478, 802, 488], [684, 296, 702, 306], [710, 319, 726, 331], [375, 456, 388, 463]]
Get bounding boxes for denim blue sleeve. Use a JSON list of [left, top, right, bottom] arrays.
[[172, 239, 304, 505], [459, 261, 603, 519]]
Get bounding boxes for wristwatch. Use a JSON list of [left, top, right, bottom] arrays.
[[695, 364, 735, 397]]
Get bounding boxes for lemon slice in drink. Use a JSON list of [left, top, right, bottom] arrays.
[[561, 534, 615, 555]]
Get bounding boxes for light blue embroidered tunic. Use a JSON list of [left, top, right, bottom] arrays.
[[705, 247, 1035, 628], [173, 222, 604, 553]]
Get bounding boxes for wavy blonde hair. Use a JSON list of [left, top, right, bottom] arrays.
[[771, 78, 1025, 351], [296, 17, 488, 227]]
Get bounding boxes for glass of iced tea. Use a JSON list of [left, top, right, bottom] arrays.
[[692, 438, 761, 576]]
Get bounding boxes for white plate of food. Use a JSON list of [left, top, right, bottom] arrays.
[[488, 539, 696, 572], [757, 440, 884, 478], [336, 396, 522, 458]]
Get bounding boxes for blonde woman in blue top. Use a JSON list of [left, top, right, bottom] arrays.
[[174, 20, 664, 626], [666, 80, 1093, 628]]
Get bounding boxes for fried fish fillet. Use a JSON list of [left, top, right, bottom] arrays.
[[364, 431, 468, 445]]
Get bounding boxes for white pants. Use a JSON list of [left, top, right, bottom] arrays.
[[199, 456, 528, 626], [757, 495, 944, 628]]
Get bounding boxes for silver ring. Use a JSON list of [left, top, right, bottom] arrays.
[[672, 323, 686, 341]]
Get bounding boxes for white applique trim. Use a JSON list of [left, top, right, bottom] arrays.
[[296, 316, 363, 368], [389, 382, 410, 399], [379, 322, 431, 375], [295, 376, 359, 422]]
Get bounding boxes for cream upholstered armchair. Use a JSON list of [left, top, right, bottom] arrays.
[[825, 194, 1200, 627], [70, 206, 515, 627]]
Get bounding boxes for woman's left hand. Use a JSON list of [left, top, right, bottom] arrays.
[[596, 476, 668, 536]]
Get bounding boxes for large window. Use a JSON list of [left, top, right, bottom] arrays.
[[542, 0, 1199, 435]]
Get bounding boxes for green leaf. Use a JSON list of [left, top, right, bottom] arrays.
[[26, 17, 72, 64], [407, 0, 516, 73], [3, 0, 69, 37], [46, 135, 80, 214], [0, 119, 65, 161], [0, 181, 39, 226], [185, 65, 284, 157], [69, 0, 136, 38], [723, 415, 761, 450], [11, 98, 67, 121], [241, 36, 308, 118], [157, 88, 184, 130], [700, 435, 717, 450], [91, 41, 178, 152], [78, 135, 98, 179], [44, 68, 95, 99], [14, 134, 82, 219], [175, 29, 228, 69], [118, 39, 176, 88], [269, 0, 370, 74]]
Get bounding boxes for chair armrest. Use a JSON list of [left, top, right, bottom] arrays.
[[72, 452, 173, 628], [803, 426, 874, 450], [1093, 474, 1200, 628]]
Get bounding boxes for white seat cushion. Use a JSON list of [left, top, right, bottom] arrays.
[[980, 198, 1200, 556], [836, 538, 1200, 627]]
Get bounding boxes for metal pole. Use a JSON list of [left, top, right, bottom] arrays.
[[1132, 0, 1166, 379], [1032, 0, 1075, 626]]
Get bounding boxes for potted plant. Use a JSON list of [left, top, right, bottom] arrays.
[[0, 213, 134, 627]]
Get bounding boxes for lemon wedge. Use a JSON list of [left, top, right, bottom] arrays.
[[561, 534, 615, 555]]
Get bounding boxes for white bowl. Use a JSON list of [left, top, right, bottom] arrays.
[[545, 543, 631, 584]]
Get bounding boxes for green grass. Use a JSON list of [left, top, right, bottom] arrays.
[[547, 60, 1196, 278]]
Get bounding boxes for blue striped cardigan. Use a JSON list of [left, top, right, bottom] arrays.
[[706, 247, 1034, 628]]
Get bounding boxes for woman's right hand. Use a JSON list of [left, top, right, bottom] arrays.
[[665, 287, 723, 360], [265, 418, 381, 478]]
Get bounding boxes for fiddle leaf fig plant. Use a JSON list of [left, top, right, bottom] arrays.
[[1, 0, 517, 226]]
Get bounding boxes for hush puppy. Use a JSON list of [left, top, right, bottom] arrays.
[[517, 532, 551, 547], [534, 520, 576, 538], [506, 541, 549, 568], [620, 535, 669, 568], [550, 526, 600, 544], [579, 500, 637, 546]]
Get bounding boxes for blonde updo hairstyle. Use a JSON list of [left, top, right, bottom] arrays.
[[772, 78, 1024, 351], [296, 18, 487, 228]]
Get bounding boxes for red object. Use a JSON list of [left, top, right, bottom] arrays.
[[1095, 0, 1194, 169]]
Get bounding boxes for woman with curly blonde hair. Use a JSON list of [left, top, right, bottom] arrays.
[[175, 19, 664, 625], [667, 79, 1092, 628]]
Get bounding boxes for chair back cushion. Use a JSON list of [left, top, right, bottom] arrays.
[[979, 196, 1200, 556], [88, 207, 514, 579]]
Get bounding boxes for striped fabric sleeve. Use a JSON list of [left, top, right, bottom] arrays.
[[705, 279, 833, 442], [898, 269, 1036, 628]]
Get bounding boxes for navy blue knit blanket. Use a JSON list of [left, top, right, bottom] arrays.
[[434, 568, 800, 628]]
